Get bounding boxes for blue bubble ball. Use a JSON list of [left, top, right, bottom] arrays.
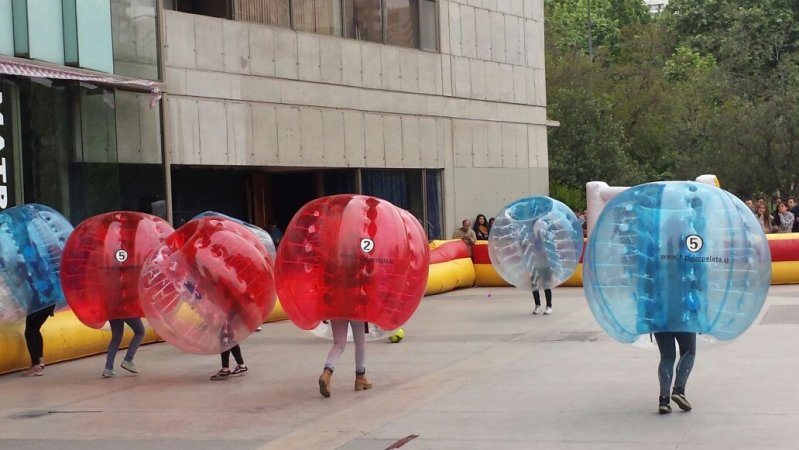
[[583, 181, 771, 343], [0, 204, 73, 321], [488, 196, 584, 290]]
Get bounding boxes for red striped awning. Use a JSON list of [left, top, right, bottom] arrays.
[[0, 55, 162, 105]]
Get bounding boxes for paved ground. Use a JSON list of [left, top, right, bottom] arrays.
[[2, 285, 799, 450]]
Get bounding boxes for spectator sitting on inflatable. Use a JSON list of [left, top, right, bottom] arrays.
[[473, 214, 489, 240], [453, 219, 477, 246]]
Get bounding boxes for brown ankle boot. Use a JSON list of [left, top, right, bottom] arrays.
[[319, 368, 333, 398], [354, 373, 372, 391]]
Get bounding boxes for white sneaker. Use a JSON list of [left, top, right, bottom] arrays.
[[532, 305, 542, 315], [544, 307, 553, 315]]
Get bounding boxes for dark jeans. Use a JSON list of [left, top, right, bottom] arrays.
[[654, 332, 696, 397], [106, 318, 145, 370], [221, 345, 244, 368], [25, 305, 55, 366], [533, 289, 552, 307]]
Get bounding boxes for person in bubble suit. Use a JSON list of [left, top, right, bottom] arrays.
[[22, 304, 56, 377], [103, 318, 145, 378], [530, 220, 554, 315], [318, 320, 370, 398], [654, 332, 695, 414], [210, 344, 248, 380]]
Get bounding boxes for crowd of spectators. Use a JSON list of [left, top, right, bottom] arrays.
[[745, 195, 798, 234]]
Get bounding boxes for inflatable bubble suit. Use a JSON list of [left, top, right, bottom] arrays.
[[60, 212, 174, 329], [275, 195, 429, 331], [310, 320, 392, 342], [192, 211, 276, 262], [488, 196, 583, 290], [583, 181, 771, 344], [0, 204, 73, 322], [138, 217, 276, 354]]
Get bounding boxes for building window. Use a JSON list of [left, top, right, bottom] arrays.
[[345, 0, 383, 43], [385, 0, 418, 48], [360, 168, 442, 238], [169, 0, 438, 50], [234, 0, 291, 26], [292, 0, 343, 36], [418, 0, 437, 51], [170, 0, 232, 18]]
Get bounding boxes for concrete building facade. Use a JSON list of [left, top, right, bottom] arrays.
[[161, 0, 551, 238]]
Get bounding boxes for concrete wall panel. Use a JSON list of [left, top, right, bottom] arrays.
[[499, 63, 514, 102], [469, 59, 486, 100], [419, 117, 438, 168], [276, 106, 302, 165], [453, 56, 471, 98], [484, 61, 500, 101], [297, 33, 321, 82], [164, 11, 196, 69], [223, 20, 250, 74], [341, 41, 362, 86], [513, 65, 527, 104], [274, 30, 298, 79], [250, 103, 279, 165], [343, 110, 366, 167], [401, 116, 421, 168], [448, 1, 462, 56], [320, 37, 343, 84], [475, 8, 491, 61], [381, 46, 402, 91], [299, 108, 325, 165], [249, 25, 275, 76], [383, 115, 404, 168], [490, 11, 505, 62], [363, 113, 386, 166], [459, 5, 476, 59], [322, 109, 346, 167], [225, 102, 252, 165], [400, 50, 419, 92], [472, 121, 489, 167], [453, 120, 472, 168], [361, 43, 382, 89], [487, 121, 503, 167], [167, 97, 200, 165], [194, 16, 224, 71], [198, 100, 228, 164]]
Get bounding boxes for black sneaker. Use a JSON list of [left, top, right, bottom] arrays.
[[658, 396, 671, 414], [671, 392, 692, 411], [230, 365, 248, 377], [210, 369, 231, 381]]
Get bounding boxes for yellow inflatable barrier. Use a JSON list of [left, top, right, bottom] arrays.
[[0, 310, 160, 375], [1, 300, 289, 375], [425, 240, 475, 295]]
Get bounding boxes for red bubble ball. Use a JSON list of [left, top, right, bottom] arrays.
[[60, 212, 174, 329], [275, 195, 429, 331], [138, 217, 276, 355]]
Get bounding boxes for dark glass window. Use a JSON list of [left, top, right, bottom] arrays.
[[11, 79, 165, 224], [171, 0, 231, 18], [323, 169, 356, 195], [345, 0, 383, 43], [385, 0, 419, 48], [424, 169, 442, 239], [361, 169, 429, 230], [419, 0, 437, 51]]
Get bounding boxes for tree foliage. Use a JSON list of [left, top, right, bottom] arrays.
[[546, 0, 799, 203]]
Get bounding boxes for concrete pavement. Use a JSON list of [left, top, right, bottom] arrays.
[[2, 285, 799, 449]]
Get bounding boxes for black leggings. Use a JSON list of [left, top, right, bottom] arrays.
[[221, 345, 244, 368], [533, 289, 552, 307], [25, 305, 55, 366]]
